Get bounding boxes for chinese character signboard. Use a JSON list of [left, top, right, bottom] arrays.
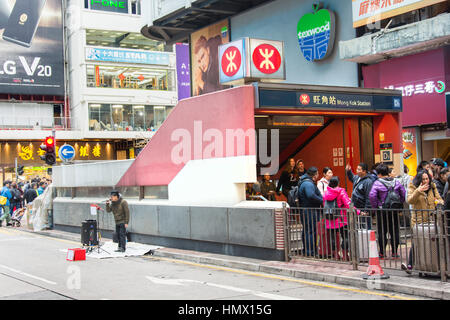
[[0, 141, 114, 166], [258, 89, 402, 112], [352, 0, 447, 28], [219, 38, 285, 85], [86, 47, 170, 66]]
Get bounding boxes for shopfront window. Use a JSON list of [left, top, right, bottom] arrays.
[[89, 104, 173, 132], [89, 104, 113, 131], [86, 64, 175, 91]]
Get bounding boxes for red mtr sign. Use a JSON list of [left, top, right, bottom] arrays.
[[221, 46, 242, 77], [252, 43, 282, 75]]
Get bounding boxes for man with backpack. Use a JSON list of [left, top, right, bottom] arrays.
[[297, 167, 323, 257], [0, 181, 12, 227], [369, 163, 406, 259], [10, 182, 22, 213], [346, 163, 374, 229]]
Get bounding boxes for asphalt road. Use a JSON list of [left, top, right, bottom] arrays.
[[0, 227, 430, 301]]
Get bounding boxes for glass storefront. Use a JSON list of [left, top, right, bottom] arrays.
[[89, 104, 174, 131], [86, 64, 175, 91]]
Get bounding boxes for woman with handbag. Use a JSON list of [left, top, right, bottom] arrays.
[[401, 170, 443, 274]]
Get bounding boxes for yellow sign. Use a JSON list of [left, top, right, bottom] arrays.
[[93, 145, 101, 157], [19, 146, 34, 161], [79, 146, 89, 157]]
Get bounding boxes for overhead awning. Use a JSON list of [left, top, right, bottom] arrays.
[[141, 0, 274, 45]]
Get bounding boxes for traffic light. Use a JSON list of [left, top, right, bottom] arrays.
[[40, 136, 56, 165], [17, 165, 24, 176]]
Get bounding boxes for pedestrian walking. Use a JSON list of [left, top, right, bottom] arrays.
[[276, 158, 298, 199], [106, 190, 130, 253], [37, 181, 46, 195], [10, 182, 22, 213], [401, 170, 444, 274], [0, 181, 12, 227], [297, 167, 323, 257], [369, 163, 406, 259], [317, 167, 333, 196], [346, 162, 374, 229]]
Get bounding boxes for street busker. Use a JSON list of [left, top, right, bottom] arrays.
[[106, 190, 130, 253], [0, 181, 12, 227], [401, 170, 443, 274], [323, 176, 362, 261], [346, 162, 374, 229], [369, 163, 406, 259], [297, 167, 323, 257]]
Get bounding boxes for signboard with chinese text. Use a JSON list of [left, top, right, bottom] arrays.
[[0, 141, 114, 166], [352, 0, 447, 28], [258, 89, 403, 112], [269, 116, 324, 127], [85, 47, 170, 66]]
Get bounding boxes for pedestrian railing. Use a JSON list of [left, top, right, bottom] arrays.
[[285, 205, 449, 282]]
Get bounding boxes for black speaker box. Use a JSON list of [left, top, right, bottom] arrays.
[[81, 220, 98, 246]]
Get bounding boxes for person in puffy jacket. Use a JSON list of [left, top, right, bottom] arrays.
[[369, 164, 406, 259], [0, 181, 12, 227], [323, 176, 362, 261], [346, 162, 374, 229], [401, 170, 443, 274], [297, 167, 323, 257]]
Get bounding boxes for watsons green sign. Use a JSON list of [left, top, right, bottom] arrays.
[[90, 0, 128, 13], [297, 4, 335, 62]]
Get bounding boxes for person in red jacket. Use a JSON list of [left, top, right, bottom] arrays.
[[323, 176, 362, 261]]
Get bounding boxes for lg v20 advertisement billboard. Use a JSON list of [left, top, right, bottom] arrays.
[[0, 0, 64, 95]]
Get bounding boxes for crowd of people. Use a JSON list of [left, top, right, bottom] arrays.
[[246, 158, 449, 267], [0, 177, 51, 227]]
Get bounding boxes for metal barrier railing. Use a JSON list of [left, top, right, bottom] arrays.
[[285, 205, 449, 282]]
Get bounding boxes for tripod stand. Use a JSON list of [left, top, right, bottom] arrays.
[[84, 205, 110, 255]]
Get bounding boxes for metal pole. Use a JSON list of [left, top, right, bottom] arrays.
[[436, 206, 447, 282], [282, 202, 290, 262], [14, 157, 18, 183], [348, 204, 358, 270]]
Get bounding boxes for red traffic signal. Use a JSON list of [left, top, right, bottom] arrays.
[[40, 136, 56, 165]]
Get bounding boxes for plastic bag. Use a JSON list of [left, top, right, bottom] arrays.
[[31, 184, 53, 231]]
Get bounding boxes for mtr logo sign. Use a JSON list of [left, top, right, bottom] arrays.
[[221, 46, 242, 77], [219, 38, 285, 85], [252, 44, 282, 75]]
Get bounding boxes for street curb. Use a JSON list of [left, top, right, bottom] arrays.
[[17, 228, 449, 300], [152, 250, 450, 300]]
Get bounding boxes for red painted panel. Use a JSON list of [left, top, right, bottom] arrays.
[[117, 86, 256, 187], [373, 113, 402, 154]]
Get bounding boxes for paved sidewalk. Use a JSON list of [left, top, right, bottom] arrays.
[[15, 226, 450, 300]]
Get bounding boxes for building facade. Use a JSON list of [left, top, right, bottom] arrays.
[[67, 0, 178, 159], [340, 0, 450, 174]]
